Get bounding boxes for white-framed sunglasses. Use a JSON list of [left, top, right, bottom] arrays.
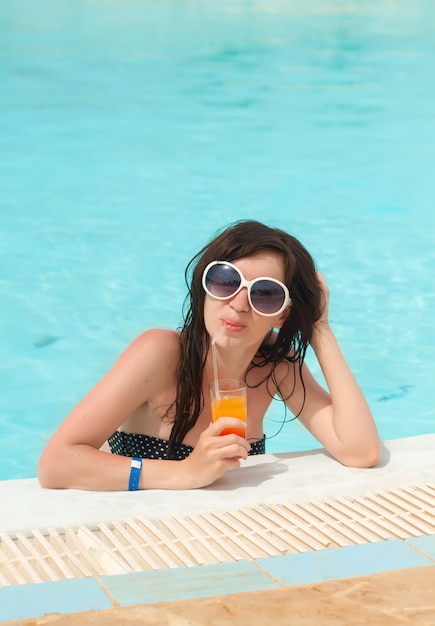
[[202, 261, 291, 317]]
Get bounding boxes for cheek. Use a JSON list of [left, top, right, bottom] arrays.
[[252, 317, 274, 335], [203, 296, 221, 335], [203, 296, 214, 318]]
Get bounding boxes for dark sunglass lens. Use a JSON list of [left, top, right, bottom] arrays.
[[206, 264, 241, 298], [251, 280, 285, 314]]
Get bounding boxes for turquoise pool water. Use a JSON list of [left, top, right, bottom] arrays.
[[1, 0, 434, 480]]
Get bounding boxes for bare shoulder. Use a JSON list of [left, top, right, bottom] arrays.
[[97, 328, 181, 405], [132, 328, 180, 351], [250, 332, 295, 390], [258, 333, 302, 395], [124, 329, 181, 369], [259, 331, 295, 377]]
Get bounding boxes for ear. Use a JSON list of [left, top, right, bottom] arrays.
[[274, 304, 291, 329]]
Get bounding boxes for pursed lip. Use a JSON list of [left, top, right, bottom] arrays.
[[222, 319, 246, 332]]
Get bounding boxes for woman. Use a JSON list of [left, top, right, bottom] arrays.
[[38, 220, 381, 491]]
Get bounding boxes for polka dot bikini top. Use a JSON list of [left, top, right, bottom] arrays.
[[108, 431, 265, 460]]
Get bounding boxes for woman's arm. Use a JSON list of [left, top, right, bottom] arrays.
[[38, 329, 173, 490], [282, 273, 381, 468], [38, 423, 249, 491], [38, 329, 249, 491]]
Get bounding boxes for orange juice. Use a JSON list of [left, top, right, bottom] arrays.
[[210, 380, 247, 437]]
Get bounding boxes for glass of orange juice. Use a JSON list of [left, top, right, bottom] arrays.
[[210, 379, 247, 437]]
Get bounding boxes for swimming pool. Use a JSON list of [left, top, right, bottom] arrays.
[[1, 0, 434, 480]]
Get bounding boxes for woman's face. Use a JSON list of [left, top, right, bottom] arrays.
[[203, 250, 291, 348]]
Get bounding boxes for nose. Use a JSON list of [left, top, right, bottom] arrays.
[[229, 287, 250, 312]]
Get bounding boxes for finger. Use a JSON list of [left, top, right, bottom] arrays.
[[211, 434, 251, 454], [223, 457, 242, 469], [209, 418, 247, 436], [220, 440, 250, 460]]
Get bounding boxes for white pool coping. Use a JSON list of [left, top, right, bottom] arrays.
[[1, 434, 434, 534]]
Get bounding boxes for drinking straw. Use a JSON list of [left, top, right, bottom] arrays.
[[211, 326, 225, 399]]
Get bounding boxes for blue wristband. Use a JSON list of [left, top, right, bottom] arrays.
[[128, 457, 142, 491]]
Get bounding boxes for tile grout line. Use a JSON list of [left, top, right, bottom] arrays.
[[93, 574, 120, 610], [405, 538, 435, 563], [250, 558, 288, 589]]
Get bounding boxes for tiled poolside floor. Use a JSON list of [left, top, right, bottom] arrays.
[[2, 535, 435, 625], [5, 566, 434, 626], [2, 438, 434, 625]]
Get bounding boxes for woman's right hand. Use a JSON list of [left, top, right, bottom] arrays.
[[179, 419, 250, 489]]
